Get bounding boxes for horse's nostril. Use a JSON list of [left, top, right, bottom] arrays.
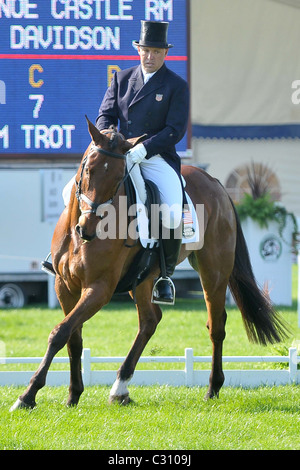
[[75, 223, 95, 243], [75, 224, 81, 235]]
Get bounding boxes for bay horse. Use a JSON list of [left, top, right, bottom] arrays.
[[11, 119, 288, 411]]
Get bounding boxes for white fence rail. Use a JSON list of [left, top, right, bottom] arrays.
[[0, 348, 299, 388]]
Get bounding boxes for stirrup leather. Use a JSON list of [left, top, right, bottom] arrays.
[[151, 276, 176, 305]]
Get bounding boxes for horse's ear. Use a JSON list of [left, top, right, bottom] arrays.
[[85, 115, 107, 145], [127, 134, 148, 147], [121, 134, 148, 154]]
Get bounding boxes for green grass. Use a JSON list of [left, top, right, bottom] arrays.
[[0, 266, 300, 450], [0, 298, 299, 370], [1, 385, 300, 450]]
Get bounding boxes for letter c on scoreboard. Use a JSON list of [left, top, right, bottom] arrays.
[[29, 64, 44, 88]]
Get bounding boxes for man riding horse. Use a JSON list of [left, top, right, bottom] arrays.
[[11, 20, 289, 409], [95, 20, 190, 304]]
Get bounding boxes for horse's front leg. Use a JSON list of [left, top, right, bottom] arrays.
[[54, 276, 84, 407], [65, 326, 84, 406], [10, 323, 69, 410], [10, 283, 108, 411], [109, 281, 162, 405]]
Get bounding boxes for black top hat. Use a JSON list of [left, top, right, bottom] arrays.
[[133, 21, 173, 49]]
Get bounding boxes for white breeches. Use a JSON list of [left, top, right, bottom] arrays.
[[139, 155, 183, 230]]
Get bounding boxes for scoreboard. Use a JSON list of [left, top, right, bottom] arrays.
[[0, 0, 189, 157]]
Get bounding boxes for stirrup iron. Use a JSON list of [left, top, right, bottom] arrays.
[[41, 253, 56, 276], [151, 276, 176, 305]]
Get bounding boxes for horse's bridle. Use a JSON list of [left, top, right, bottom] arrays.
[[75, 143, 133, 219]]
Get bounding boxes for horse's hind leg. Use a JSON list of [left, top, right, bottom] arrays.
[[205, 304, 227, 400], [109, 280, 162, 404], [193, 248, 232, 400]]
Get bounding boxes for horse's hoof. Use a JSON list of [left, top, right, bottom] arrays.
[[66, 400, 78, 408], [108, 394, 131, 406], [120, 395, 132, 406], [204, 390, 219, 401], [66, 395, 80, 407], [10, 398, 35, 412]]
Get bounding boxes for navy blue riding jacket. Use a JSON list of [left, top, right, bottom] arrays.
[[95, 63, 189, 177]]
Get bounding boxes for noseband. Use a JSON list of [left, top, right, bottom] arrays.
[[75, 143, 128, 218]]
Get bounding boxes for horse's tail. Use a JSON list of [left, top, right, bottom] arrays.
[[228, 199, 290, 345]]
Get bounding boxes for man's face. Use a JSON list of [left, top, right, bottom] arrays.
[[138, 46, 168, 73]]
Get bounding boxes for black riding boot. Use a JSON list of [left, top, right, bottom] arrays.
[[152, 229, 182, 305]]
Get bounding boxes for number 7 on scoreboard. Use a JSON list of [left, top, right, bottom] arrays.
[[29, 94, 44, 118]]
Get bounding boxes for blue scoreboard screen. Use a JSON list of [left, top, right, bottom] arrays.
[[0, 0, 189, 157]]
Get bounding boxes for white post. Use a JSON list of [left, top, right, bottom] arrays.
[[185, 348, 194, 387], [289, 347, 297, 384], [82, 348, 91, 386]]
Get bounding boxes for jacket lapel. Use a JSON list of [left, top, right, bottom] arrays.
[[128, 66, 144, 102], [129, 64, 167, 108]]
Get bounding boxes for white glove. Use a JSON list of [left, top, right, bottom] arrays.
[[127, 143, 147, 164]]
